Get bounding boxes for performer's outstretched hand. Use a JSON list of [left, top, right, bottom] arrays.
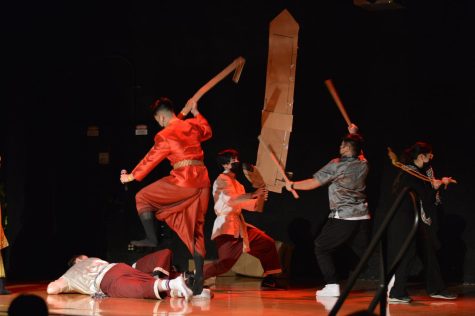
[[348, 123, 359, 134], [188, 99, 199, 116], [120, 172, 135, 183], [284, 181, 300, 198], [439, 176, 457, 189], [285, 181, 293, 192], [252, 187, 268, 201], [180, 99, 194, 117], [431, 177, 456, 190], [441, 176, 456, 185]]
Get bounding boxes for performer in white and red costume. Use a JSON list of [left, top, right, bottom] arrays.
[[203, 149, 284, 289], [47, 249, 192, 300]]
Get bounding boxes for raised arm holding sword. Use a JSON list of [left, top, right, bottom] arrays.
[[119, 56, 246, 298]]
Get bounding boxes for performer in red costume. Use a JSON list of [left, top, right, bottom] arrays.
[[120, 97, 212, 296]]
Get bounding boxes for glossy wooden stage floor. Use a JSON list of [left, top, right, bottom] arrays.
[[0, 277, 473, 315]]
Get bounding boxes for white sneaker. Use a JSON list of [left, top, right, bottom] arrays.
[[316, 284, 340, 297], [192, 288, 213, 300], [316, 297, 338, 312], [169, 276, 193, 301], [388, 295, 412, 304]]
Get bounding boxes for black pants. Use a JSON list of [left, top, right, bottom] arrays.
[[388, 220, 445, 297], [314, 218, 370, 284]]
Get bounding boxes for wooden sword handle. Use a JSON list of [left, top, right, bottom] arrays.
[[258, 135, 299, 199], [191, 56, 246, 102], [325, 79, 352, 127]]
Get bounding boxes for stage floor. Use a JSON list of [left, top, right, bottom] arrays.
[[0, 276, 473, 315]]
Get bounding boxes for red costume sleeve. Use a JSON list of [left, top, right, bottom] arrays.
[[131, 134, 171, 181], [214, 174, 256, 209], [188, 114, 212, 142]]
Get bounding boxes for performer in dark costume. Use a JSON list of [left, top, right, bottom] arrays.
[[385, 142, 457, 303]]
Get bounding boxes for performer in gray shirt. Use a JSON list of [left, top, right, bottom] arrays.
[[286, 124, 370, 297]]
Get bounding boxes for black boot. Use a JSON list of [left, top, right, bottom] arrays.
[[130, 212, 158, 247], [183, 270, 195, 289], [192, 251, 204, 295], [261, 274, 288, 290], [0, 278, 11, 295], [152, 270, 167, 279]]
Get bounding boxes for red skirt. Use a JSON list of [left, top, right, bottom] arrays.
[[135, 176, 209, 257]]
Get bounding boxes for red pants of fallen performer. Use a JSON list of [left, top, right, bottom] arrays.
[[100, 249, 172, 299]]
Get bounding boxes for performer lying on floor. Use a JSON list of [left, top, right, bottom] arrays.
[[47, 249, 193, 301]]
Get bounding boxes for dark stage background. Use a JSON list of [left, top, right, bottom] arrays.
[[1, 1, 475, 284]]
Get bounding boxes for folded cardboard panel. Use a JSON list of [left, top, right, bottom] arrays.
[[256, 9, 299, 193]]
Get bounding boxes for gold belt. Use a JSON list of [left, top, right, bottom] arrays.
[[173, 159, 204, 169]]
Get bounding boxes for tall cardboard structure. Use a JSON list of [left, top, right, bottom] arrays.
[[256, 10, 299, 193]]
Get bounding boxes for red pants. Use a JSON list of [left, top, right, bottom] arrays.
[[100, 264, 158, 299], [133, 248, 172, 277], [203, 226, 282, 279], [100, 249, 173, 299], [135, 176, 209, 257]]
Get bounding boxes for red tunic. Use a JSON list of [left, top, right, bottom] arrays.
[[131, 114, 212, 188], [131, 114, 212, 257]]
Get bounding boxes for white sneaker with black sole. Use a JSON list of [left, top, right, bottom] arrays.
[[429, 290, 458, 300], [316, 284, 340, 297], [388, 295, 412, 304]]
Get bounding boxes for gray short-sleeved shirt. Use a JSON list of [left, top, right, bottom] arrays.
[[313, 156, 369, 218]]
